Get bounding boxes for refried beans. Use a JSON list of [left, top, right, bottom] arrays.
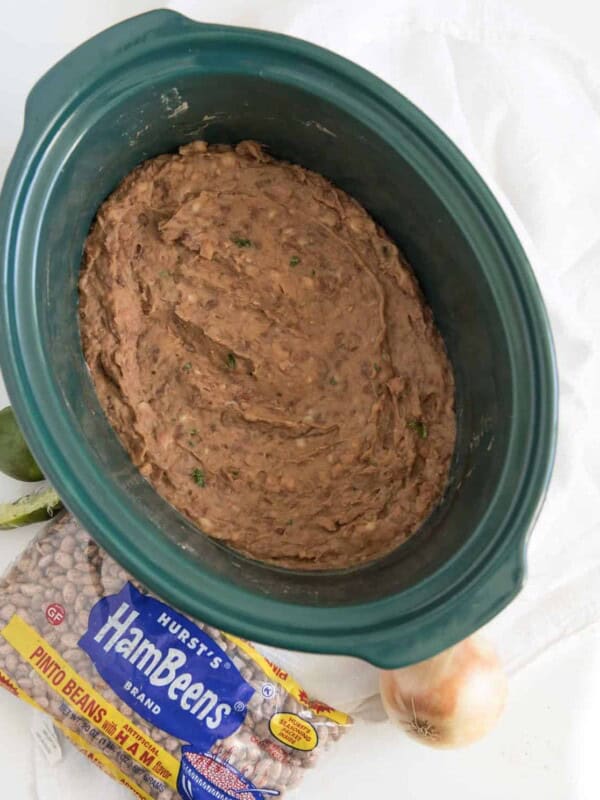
[[79, 140, 456, 569]]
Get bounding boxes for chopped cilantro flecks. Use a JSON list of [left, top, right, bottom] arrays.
[[329, 376, 338, 386], [226, 352, 237, 369], [187, 440, 196, 448], [158, 269, 172, 279], [408, 419, 428, 439], [231, 236, 252, 248], [373, 363, 381, 373], [190, 428, 198, 436], [289, 256, 300, 267], [182, 362, 192, 372], [286, 519, 294, 526], [191, 468, 206, 487], [230, 469, 240, 478]]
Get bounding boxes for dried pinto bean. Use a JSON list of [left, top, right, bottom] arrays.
[[0, 513, 350, 799]]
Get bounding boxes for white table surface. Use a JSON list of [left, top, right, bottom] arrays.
[[1, 2, 600, 799]]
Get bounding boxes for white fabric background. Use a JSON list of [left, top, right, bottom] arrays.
[[1, 0, 599, 797]]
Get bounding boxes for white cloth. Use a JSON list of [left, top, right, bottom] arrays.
[[3, 0, 600, 796]]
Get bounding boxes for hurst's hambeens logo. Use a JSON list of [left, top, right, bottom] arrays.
[[78, 582, 254, 749]]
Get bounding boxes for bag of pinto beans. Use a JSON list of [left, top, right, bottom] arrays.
[[0, 513, 350, 799]]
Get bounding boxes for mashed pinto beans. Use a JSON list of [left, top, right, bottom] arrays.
[[79, 140, 455, 569]]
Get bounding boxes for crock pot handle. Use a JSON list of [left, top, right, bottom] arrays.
[[21, 10, 202, 145], [360, 540, 527, 669]]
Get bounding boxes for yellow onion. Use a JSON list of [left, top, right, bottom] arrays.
[[380, 634, 507, 748]]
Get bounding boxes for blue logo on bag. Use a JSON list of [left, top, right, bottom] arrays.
[[78, 582, 254, 749]]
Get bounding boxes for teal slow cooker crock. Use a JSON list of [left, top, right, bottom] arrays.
[[0, 10, 557, 668]]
